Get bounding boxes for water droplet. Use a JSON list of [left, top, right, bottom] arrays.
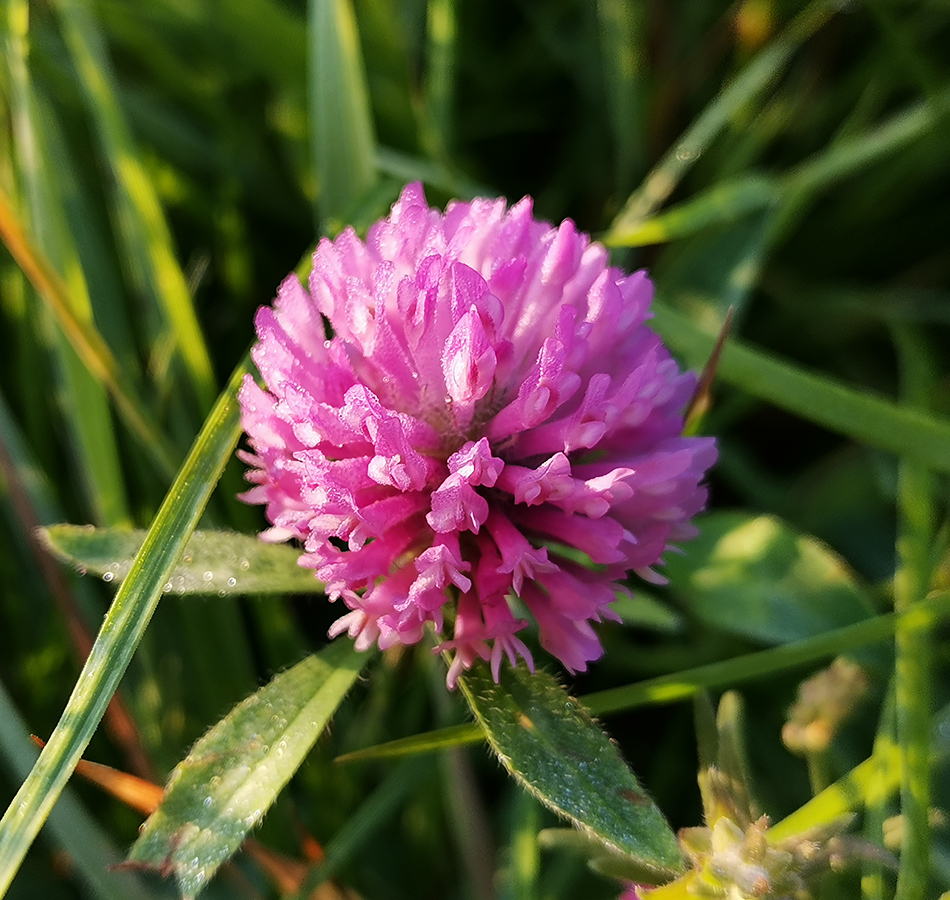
[[240, 558, 250, 570], [102, 572, 114, 583], [675, 144, 699, 161], [163, 582, 173, 593], [203, 796, 213, 808], [227, 577, 237, 587], [203, 570, 214, 582]]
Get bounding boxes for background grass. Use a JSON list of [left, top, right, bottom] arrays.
[[1, 0, 949, 898]]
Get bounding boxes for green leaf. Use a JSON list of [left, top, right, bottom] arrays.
[[128, 640, 366, 898], [39, 526, 323, 595], [665, 511, 875, 644], [459, 662, 684, 881]]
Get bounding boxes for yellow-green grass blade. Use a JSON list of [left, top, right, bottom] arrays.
[[0, 679, 166, 900], [891, 324, 937, 900], [52, 0, 217, 415], [0, 182, 178, 481], [4, 1, 129, 526], [0, 353, 250, 895]]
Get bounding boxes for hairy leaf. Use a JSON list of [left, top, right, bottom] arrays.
[[459, 662, 683, 881], [128, 641, 366, 898]]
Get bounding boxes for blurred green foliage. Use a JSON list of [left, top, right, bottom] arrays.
[[1, 0, 949, 898]]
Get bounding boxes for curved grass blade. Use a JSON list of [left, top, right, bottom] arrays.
[[128, 640, 366, 899], [0, 681, 168, 900], [607, 88, 947, 250], [52, 0, 217, 414], [0, 354, 250, 896], [459, 662, 684, 881], [340, 592, 950, 764], [335, 722, 482, 763], [309, 0, 377, 228], [651, 302, 950, 474], [40, 525, 323, 595]]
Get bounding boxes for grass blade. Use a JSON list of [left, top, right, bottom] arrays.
[[0, 680, 168, 900], [4, 1, 130, 525], [339, 592, 950, 763], [308, 0, 377, 227], [651, 302, 950, 474], [610, 0, 833, 231], [0, 354, 250, 895], [891, 324, 936, 900]]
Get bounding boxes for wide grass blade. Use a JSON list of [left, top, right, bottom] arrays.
[[0, 354, 250, 895], [421, 0, 457, 164], [308, 0, 377, 227], [651, 302, 950, 474]]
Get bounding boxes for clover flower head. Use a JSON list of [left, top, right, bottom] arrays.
[[239, 183, 716, 687]]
